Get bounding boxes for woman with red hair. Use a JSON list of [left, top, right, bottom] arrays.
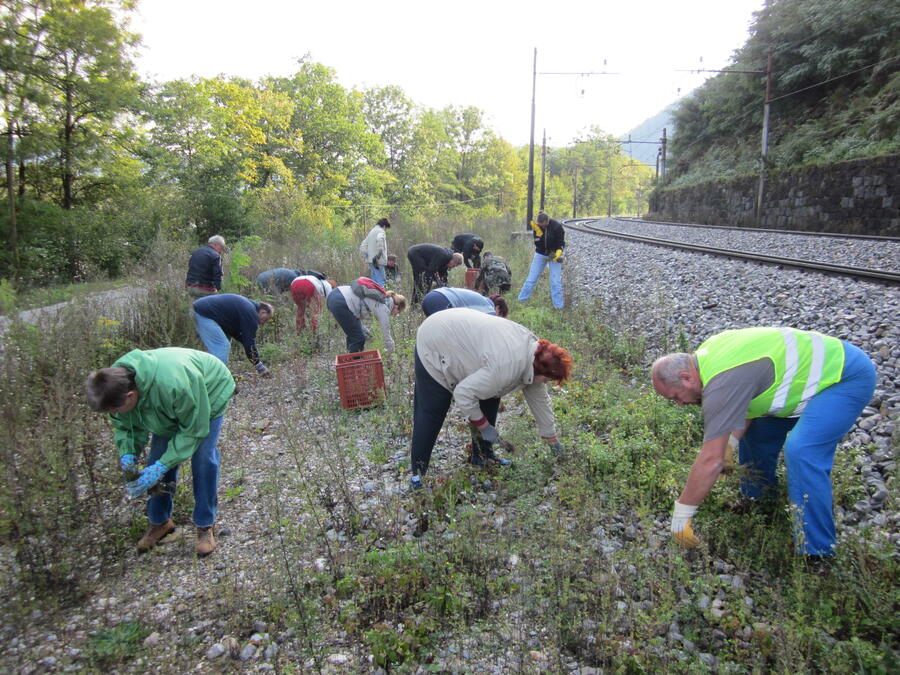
[[409, 308, 572, 489]]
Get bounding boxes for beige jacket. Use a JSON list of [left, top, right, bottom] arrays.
[[415, 308, 556, 437], [336, 285, 395, 352], [359, 225, 387, 265]]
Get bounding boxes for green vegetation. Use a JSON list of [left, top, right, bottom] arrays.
[[0, 219, 895, 672], [1, 0, 652, 297], [667, 0, 899, 186]]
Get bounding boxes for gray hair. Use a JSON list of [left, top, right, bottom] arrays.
[[208, 235, 226, 247], [85, 366, 134, 411], [651, 353, 693, 386]]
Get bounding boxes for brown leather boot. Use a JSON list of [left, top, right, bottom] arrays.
[[136, 519, 175, 552], [196, 526, 217, 557]]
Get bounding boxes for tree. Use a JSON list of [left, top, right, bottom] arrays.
[[144, 76, 296, 241], [30, 0, 141, 208], [267, 59, 384, 205]]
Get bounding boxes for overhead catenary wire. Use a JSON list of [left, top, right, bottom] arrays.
[[767, 54, 900, 103]]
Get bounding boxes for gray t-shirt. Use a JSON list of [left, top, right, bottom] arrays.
[[701, 357, 775, 441]]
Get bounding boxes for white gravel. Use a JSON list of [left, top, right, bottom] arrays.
[[566, 219, 898, 546], [586, 218, 900, 272]]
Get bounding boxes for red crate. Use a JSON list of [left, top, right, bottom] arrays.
[[464, 267, 479, 289], [335, 350, 386, 409]]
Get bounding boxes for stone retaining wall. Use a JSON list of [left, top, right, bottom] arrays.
[[650, 154, 899, 236]]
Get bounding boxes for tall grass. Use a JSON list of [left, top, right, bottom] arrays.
[[1, 220, 895, 673]]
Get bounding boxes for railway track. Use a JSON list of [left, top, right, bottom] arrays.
[[566, 217, 900, 285]]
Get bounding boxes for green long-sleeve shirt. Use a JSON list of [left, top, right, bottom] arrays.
[[109, 348, 235, 468]]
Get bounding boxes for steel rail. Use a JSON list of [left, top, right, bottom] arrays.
[[566, 219, 900, 285], [610, 216, 900, 242]]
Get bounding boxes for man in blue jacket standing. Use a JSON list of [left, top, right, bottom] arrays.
[[185, 235, 227, 298], [193, 294, 274, 375]]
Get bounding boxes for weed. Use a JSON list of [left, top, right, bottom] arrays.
[[85, 620, 149, 669]]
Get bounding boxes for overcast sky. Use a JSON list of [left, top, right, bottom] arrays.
[[128, 0, 765, 148]]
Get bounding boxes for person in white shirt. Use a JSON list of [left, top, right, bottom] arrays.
[[409, 308, 572, 489], [358, 217, 391, 286]]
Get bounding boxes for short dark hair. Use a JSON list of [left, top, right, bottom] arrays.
[[377, 217, 391, 228], [85, 366, 135, 411], [536, 212, 549, 224]]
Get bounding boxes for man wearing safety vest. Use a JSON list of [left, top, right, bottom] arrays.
[[651, 327, 876, 557]]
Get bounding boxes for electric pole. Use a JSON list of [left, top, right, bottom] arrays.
[[755, 48, 774, 224]]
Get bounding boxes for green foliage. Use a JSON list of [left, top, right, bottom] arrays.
[[668, 0, 900, 184], [0, 279, 15, 314], [85, 621, 149, 669]]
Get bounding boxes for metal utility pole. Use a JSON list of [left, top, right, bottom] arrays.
[[526, 48, 537, 230], [539, 128, 548, 211], [755, 48, 774, 224], [660, 128, 667, 179]]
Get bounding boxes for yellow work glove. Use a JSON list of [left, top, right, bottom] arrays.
[[671, 501, 700, 548], [529, 220, 543, 237], [552, 249, 564, 262]]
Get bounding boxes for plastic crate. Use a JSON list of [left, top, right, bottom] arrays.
[[335, 350, 386, 409], [464, 267, 479, 289]]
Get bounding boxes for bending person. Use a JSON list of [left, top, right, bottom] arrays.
[[406, 244, 463, 303], [86, 348, 235, 556], [326, 280, 407, 354], [410, 308, 572, 489], [290, 274, 337, 333], [651, 327, 876, 557], [193, 294, 273, 375], [451, 233, 485, 269], [421, 287, 509, 318], [256, 268, 303, 294]]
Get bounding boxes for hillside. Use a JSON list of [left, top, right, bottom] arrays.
[[665, 0, 900, 188], [620, 105, 676, 167]]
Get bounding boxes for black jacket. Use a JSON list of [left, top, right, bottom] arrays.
[[185, 245, 223, 289], [533, 219, 565, 256], [193, 294, 263, 364], [407, 244, 454, 284], [451, 233, 484, 268]]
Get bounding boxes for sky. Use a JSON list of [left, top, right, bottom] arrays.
[[128, 0, 766, 150]]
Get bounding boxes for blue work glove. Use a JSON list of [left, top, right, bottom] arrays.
[[255, 362, 270, 376], [478, 424, 499, 443], [120, 453, 136, 472], [549, 440, 564, 457], [125, 461, 168, 498]]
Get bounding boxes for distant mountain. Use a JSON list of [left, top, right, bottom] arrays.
[[619, 105, 676, 168]]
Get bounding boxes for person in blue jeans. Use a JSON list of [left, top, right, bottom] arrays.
[[517, 211, 565, 309], [651, 327, 877, 558], [86, 348, 235, 556], [193, 293, 273, 375]]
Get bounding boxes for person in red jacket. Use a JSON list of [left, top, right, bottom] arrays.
[[290, 275, 337, 333]]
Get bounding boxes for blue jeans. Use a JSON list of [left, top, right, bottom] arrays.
[[194, 314, 230, 363], [517, 253, 563, 309], [327, 290, 366, 353], [738, 342, 876, 555], [146, 415, 224, 528], [368, 264, 385, 287]]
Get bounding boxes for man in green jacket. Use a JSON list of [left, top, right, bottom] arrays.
[[652, 327, 876, 557], [86, 348, 235, 556]]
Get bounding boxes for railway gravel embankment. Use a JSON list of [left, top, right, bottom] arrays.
[[567, 220, 898, 550]]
